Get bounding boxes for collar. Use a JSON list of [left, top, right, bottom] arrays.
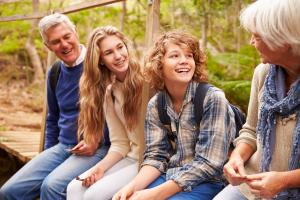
[[164, 81, 195, 108]]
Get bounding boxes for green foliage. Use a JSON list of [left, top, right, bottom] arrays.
[[207, 44, 259, 110], [208, 51, 256, 80], [0, 0, 260, 110], [124, 2, 146, 44], [0, 33, 22, 53], [208, 72, 251, 112], [0, 127, 7, 132], [0, 21, 31, 54], [212, 78, 251, 112], [0, 0, 32, 54], [207, 45, 258, 80]]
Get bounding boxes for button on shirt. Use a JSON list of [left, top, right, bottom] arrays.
[[142, 81, 236, 191]]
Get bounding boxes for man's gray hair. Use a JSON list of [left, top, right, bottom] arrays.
[[38, 13, 76, 44], [240, 0, 300, 56]]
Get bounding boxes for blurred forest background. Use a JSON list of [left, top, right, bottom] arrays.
[[0, 0, 259, 184]]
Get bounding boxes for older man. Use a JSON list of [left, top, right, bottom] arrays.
[[0, 13, 109, 200]]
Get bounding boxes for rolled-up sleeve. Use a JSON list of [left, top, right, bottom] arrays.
[[141, 96, 172, 173]]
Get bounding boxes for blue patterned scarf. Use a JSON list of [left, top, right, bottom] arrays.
[[258, 65, 300, 199]]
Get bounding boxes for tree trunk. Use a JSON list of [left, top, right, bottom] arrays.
[[25, 36, 44, 84], [235, 0, 241, 52], [201, 0, 210, 50], [120, 1, 126, 32], [25, 0, 44, 84]]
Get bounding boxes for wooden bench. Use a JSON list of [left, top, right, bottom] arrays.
[[0, 131, 40, 163]]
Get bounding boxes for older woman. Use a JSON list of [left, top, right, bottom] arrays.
[[214, 0, 300, 199]]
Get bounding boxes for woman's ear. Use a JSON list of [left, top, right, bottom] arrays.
[[99, 58, 104, 66], [282, 43, 291, 52]]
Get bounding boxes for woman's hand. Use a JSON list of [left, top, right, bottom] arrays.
[[246, 171, 286, 199], [223, 153, 248, 186], [70, 140, 98, 156], [80, 166, 105, 187], [112, 183, 135, 200]]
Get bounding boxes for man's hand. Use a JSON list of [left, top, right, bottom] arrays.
[[70, 140, 98, 156]]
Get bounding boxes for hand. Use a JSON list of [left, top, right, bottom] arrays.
[[223, 154, 248, 186], [80, 166, 105, 187], [128, 189, 160, 200], [113, 183, 135, 200], [70, 140, 98, 156], [246, 171, 286, 199]]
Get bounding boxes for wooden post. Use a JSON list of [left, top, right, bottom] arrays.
[[137, 0, 160, 164], [39, 52, 56, 152], [145, 0, 160, 47], [0, 0, 125, 22], [143, 0, 160, 98]]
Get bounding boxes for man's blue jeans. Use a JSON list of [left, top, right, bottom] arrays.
[[0, 143, 109, 200], [147, 174, 224, 200]]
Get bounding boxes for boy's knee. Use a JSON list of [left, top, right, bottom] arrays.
[[0, 188, 7, 200], [0, 183, 15, 200]]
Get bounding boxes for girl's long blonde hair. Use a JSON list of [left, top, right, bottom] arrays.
[[78, 26, 143, 145]]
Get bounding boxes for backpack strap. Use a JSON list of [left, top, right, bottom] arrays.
[[157, 91, 176, 151], [193, 83, 212, 125], [157, 91, 172, 132], [49, 61, 61, 93], [230, 104, 246, 139]]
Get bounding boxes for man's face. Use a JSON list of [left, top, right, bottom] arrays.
[[45, 23, 80, 66]]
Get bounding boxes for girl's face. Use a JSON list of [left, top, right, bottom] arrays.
[[100, 35, 129, 81], [162, 42, 195, 88]]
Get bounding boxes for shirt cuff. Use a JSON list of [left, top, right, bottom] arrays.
[[141, 159, 167, 173], [169, 176, 192, 192]]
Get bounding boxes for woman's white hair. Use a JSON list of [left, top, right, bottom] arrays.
[[38, 13, 76, 44], [240, 0, 300, 56]]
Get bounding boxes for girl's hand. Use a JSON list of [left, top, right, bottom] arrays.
[[78, 167, 104, 187]]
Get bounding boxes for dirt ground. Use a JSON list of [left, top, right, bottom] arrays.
[[0, 80, 43, 186], [0, 82, 42, 131]]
